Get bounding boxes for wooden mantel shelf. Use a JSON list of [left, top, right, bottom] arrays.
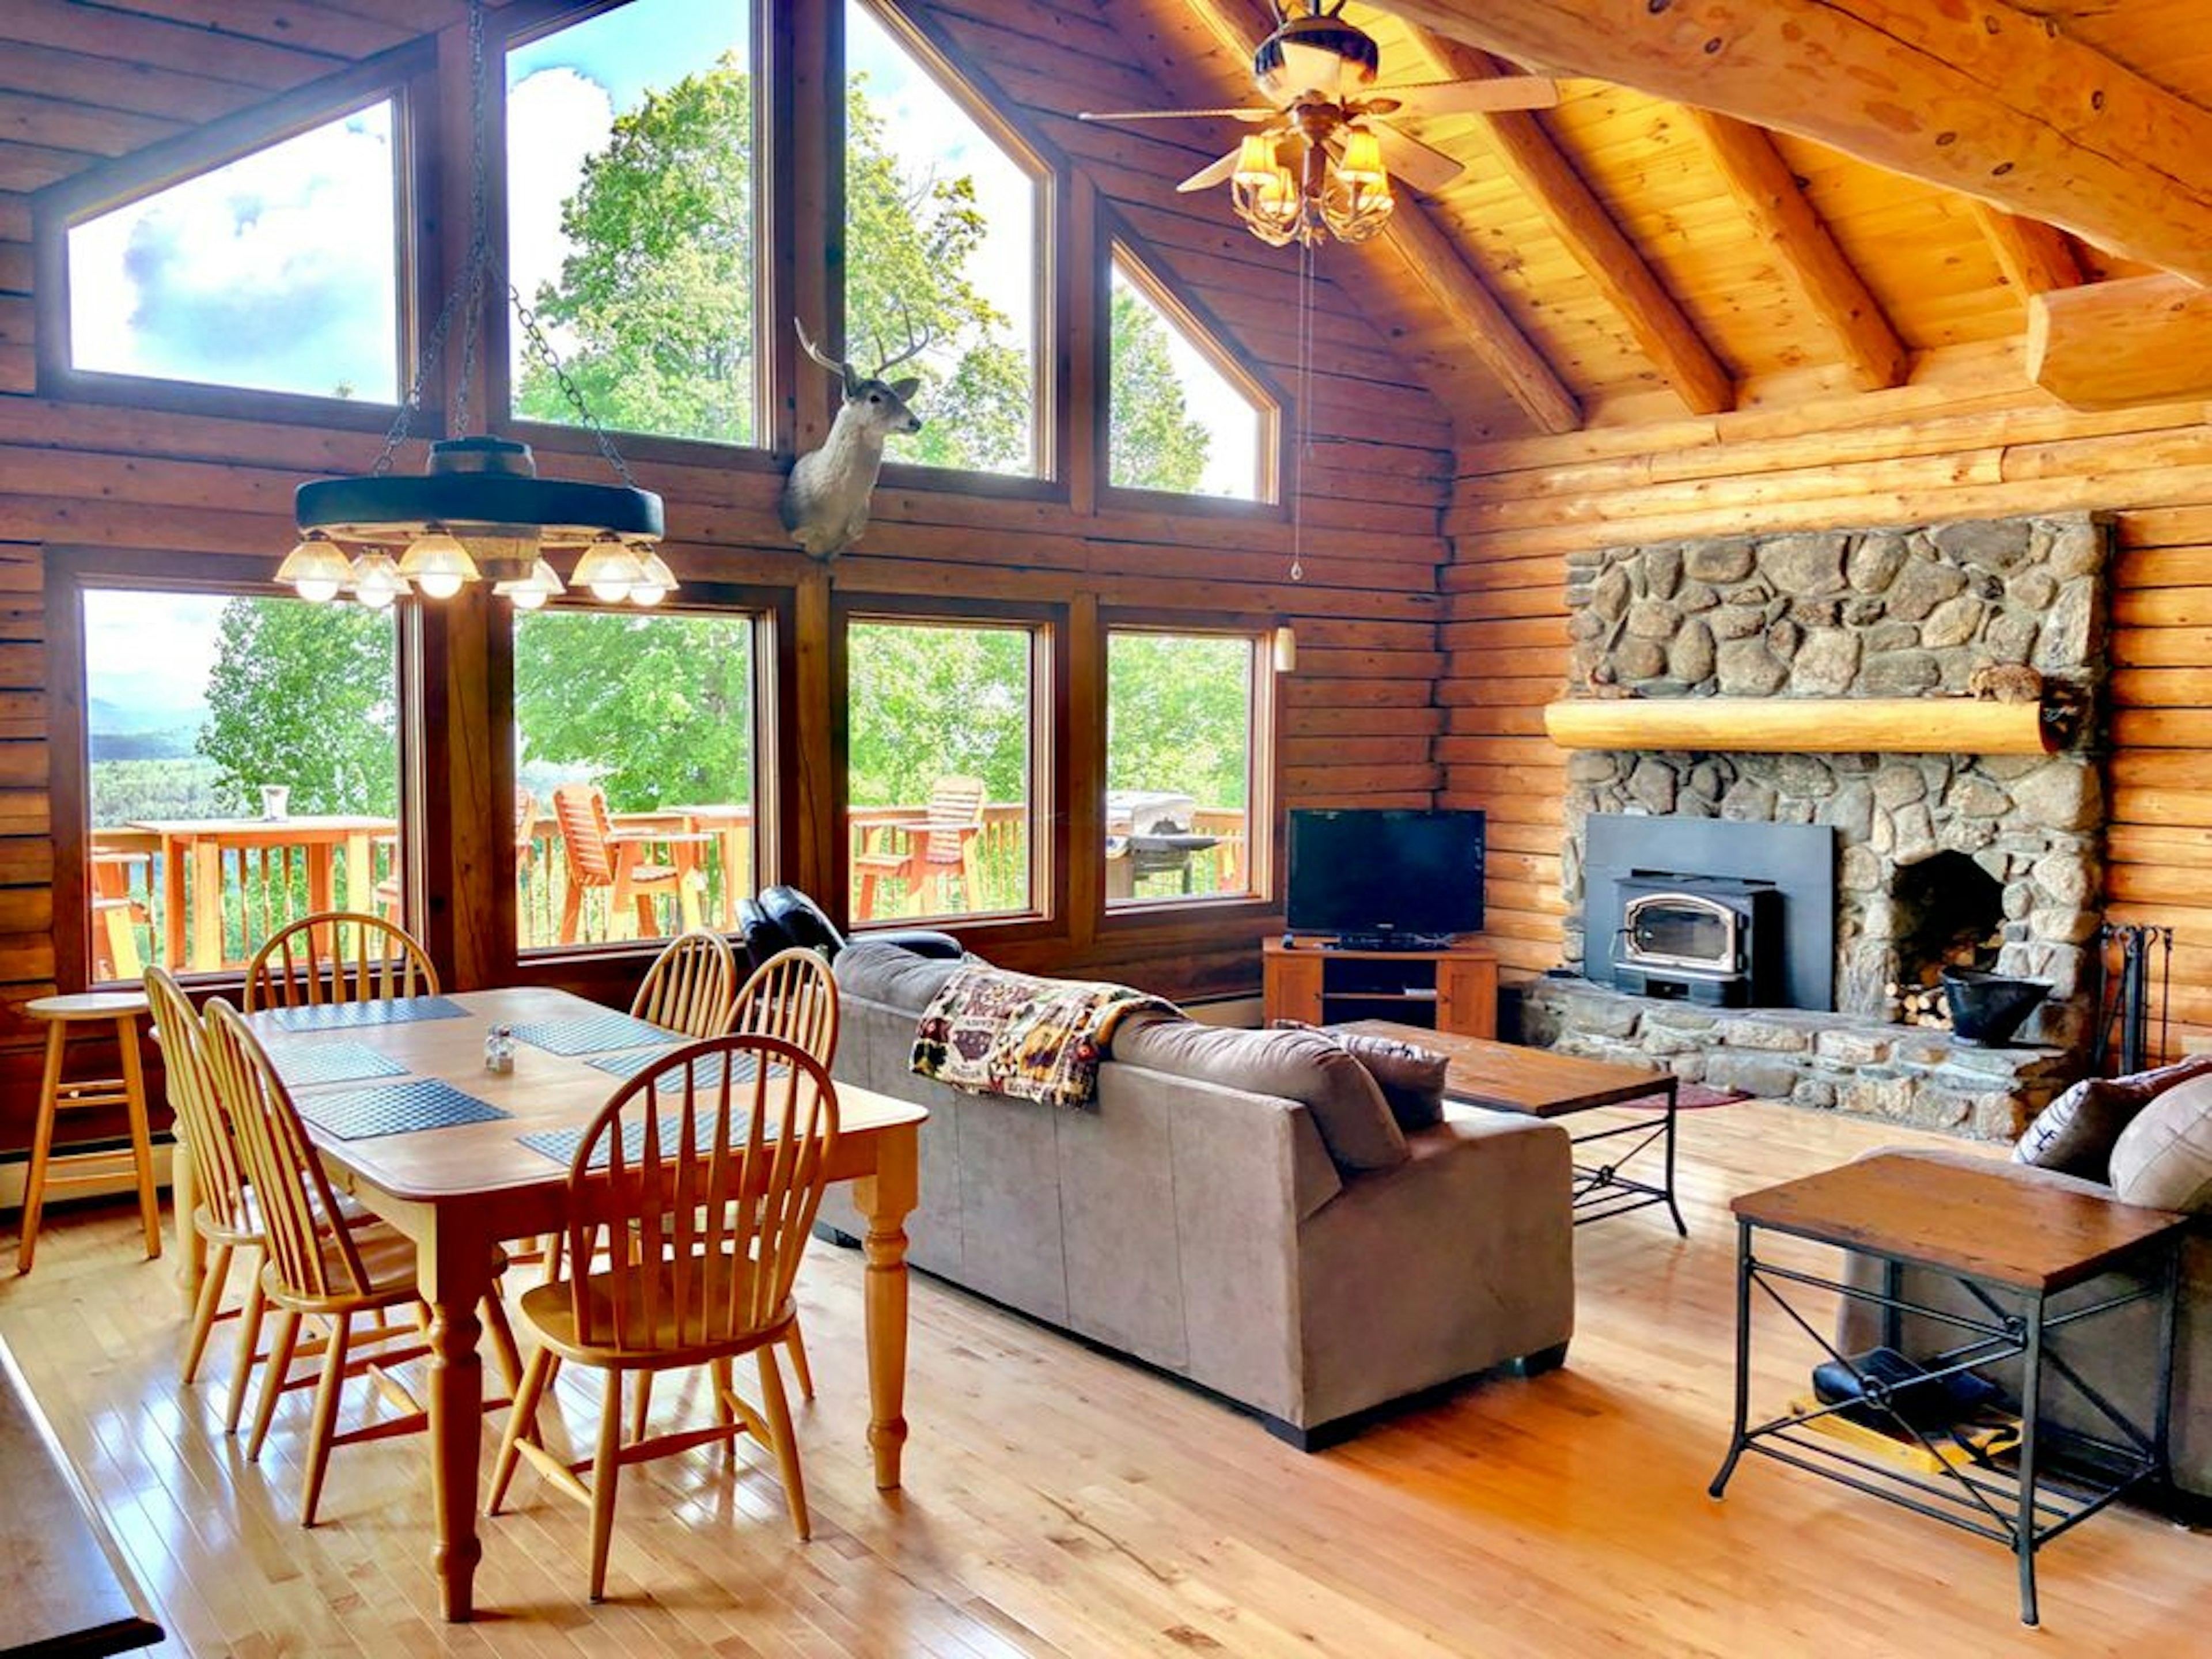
[[1543, 696, 2063, 756]]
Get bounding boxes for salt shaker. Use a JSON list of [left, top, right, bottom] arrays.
[[484, 1023, 515, 1075]]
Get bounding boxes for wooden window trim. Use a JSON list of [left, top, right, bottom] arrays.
[[506, 585, 791, 976], [1094, 609, 1280, 933], [1096, 218, 1288, 518], [832, 593, 1066, 944], [33, 42, 437, 433], [45, 546, 419, 995]]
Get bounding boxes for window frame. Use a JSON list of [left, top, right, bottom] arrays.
[[32, 44, 435, 433], [831, 592, 1064, 939], [47, 546, 420, 994], [1097, 228, 1287, 517], [491, 0, 786, 476], [505, 583, 786, 969], [843, 0, 1061, 497], [1097, 612, 1278, 922]]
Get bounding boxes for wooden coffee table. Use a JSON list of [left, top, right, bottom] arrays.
[[1338, 1021, 1685, 1234]]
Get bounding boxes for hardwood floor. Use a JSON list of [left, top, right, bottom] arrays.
[[2, 1101, 2206, 1657]]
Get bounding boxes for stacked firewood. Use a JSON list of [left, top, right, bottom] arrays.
[[1888, 931, 2005, 1029]]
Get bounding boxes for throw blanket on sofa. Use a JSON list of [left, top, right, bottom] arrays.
[[910, 962, 1176, 1107]]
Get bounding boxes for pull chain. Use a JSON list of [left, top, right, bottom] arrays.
[[1290, 237, 1315, 584]]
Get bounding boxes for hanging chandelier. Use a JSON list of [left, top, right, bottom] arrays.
[[1228, 111, 1393, 248], [281, 0, 667, 610]]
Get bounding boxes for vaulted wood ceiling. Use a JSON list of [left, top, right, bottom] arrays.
[[2, 0, 2207, 445]]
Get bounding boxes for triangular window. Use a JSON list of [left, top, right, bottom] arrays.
[[64, 99, 403, 403], [1108, 245, 1274, 501]]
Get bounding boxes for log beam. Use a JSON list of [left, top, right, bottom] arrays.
[[1681, 109, 1908, 392], [2027, 273, 2212, 411], [1544, 696, 2059, 756], [1180, 0, 1581, 434], [1972, 205, 2084, 305], [1401, 28, 1734, 415], [1376, 0, 2212, 290]]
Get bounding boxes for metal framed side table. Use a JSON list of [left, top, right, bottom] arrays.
[[1709, 1152, 2188, 1626]]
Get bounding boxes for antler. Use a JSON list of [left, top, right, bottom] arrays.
[[870, 296, 937, 377], [792, 316, 850, 376]]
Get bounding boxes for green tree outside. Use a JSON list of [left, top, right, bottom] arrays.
[[1107, 633, 1252, 809], [196, 598, 399, 816]]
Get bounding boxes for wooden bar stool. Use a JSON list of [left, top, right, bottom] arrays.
[[16, 991, 162, 1274]]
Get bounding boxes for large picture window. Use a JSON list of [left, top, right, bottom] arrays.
[[513, 606, 762, 952], [80, 587, 402, 981], [65, 100, 403, 403], [846, 618, 1040, 923], [843, 0, 1046, 478], [1105, 629, 1264, 908], [506, 0, 762, 446]]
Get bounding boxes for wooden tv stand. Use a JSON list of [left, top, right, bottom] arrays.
[[1262, 937, 1498, 1039]]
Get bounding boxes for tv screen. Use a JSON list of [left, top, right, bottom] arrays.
[[1286, 809, 1486, 940]]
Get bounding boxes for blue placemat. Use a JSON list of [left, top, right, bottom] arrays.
[[586, 1048, 763, 1089], [267, 1039, 409, 1088], [298, 1079, 510, 1141], [507, 1012, 679, 1056], [266, 995, 471, 1034], [520, 1110, 775, 1171]]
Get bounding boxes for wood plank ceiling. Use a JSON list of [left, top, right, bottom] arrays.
[[0, 0, 2202, 442]]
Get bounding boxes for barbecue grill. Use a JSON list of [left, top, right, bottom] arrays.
[[1105, 789, 1219, 898]]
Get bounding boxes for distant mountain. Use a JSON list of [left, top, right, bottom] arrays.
[[88, 696, 207, 762]]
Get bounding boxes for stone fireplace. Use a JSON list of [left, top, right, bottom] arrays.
[[1524, 512, 2109, 1137]]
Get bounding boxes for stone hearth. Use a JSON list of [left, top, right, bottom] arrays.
[[1537, 512, 2109, 1137]]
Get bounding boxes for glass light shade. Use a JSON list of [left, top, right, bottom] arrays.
[[627, 550, 677, 607], [574, 536, 646, 603], [397, 528, 480, 597], [1233, 134, 1278, 187], [493, 557, 566, 610], [350, 550, 410, 609], [1337, 128, 1385, 187], [275, 532, 352, 603], [507, 585, 550, 611]]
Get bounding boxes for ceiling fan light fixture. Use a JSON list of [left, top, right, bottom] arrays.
[[1233, 133, 1278, 187], [1337, 127, 1386, 187]]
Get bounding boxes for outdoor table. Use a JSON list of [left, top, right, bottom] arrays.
[[660, 802, 756, 927], [129, 815, 396, 971]]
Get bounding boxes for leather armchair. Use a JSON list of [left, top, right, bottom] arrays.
[[734, 885, 962, 971]]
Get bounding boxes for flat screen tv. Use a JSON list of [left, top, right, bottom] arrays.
[[1286, 808, 1486, 944]]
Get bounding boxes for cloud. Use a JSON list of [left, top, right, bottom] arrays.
[[69, 105, 401, 400], [505, 65, 616, 335]]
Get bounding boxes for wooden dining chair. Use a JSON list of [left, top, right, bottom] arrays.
[[242, 911, 438, 1012], [552, 783, 705, 944], [200, 999, 521, 1526], [851, 775, 988, 919], [631, 929, 739, 1040], [488, 1035, 839, 1601]]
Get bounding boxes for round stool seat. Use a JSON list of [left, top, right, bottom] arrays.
[[28, 990, 150, 1022]]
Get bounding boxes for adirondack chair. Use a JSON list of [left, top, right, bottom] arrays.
[[850, 775, 988, 919]]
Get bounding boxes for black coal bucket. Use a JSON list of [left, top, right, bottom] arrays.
[[1940, 968, 2050, 1047]]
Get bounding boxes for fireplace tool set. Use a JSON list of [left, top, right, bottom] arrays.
[[2089, 922, 2173, 1075]]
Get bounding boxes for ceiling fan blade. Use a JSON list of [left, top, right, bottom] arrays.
[[1176, 149, 1248, 193], [1369, 121, 1465, 194], [1363, 77, 1563, 118], [1078, 107, 1278, 123]]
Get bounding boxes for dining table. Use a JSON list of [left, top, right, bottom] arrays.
[[183, 984, 926, 1623]]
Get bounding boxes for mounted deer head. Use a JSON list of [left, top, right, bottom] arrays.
[[778, 308, 933, 562]]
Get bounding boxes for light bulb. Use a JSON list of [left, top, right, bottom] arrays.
[[627, 549, 676, 606], [418, 570, 467, 600], [573, 535, 645, 605], [397, 527, 479, 596], [508, 586, 550, 611], [275, 531, 352, 602], [294, 577, 343, 604], [494, 557, 565, 610], [349, 551, 408, 609]]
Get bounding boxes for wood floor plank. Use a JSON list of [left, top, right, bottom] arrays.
[[2, 1101, 2207, 1655]]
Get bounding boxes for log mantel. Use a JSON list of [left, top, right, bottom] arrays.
[[1542, 696, 2062, 756]]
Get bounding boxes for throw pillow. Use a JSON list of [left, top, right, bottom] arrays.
[[1111, 1018, 1409, 1173], [1270, 1020, 1449, 1131], [2012, 1052, 2212, 1180], [2109, 1073, 2212, 1213]]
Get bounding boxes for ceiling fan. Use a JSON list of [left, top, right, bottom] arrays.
[[1079, 1, 1560, 245]]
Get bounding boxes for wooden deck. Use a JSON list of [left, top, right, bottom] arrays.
[[1, 1101, 2206, 1657]]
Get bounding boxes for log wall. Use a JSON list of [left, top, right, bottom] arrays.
[[0, 0, 1453, 1153], [1444, 347, 2212, 1053]]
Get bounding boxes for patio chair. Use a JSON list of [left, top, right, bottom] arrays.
[[851, 775, 988, 920], [90, 846, 150, 982], [242, 911, 438, 1012], [201, 999, 521, 1526], [552, 783, 707, 944], [487, 1033, 838, 1600]]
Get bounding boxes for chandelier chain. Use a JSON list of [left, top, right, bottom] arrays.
[[510, 283, 645, 490], [449, 0, 493, 439]]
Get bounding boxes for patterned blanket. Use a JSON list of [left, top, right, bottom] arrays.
[[910, 962, 1176, 1107]]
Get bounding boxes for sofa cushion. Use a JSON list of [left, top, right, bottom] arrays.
[[1271, 1020, 1447, 1131], [1111, 1018, 1409, 1173], [2013, 1053, 2212, 1180], [2109, 1073, 2212, 1213], [833, 939, 965, 1016]]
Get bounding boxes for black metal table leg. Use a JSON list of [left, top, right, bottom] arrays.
[[1709, 1218, 1754, 1499], [2016, 1294, 2045, 1626], [1660, 1088, 1687, 1237]]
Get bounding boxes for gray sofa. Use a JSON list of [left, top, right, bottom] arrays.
[[1835, 1146, 2211, 1509], [821, 943, 1577, 1447]]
